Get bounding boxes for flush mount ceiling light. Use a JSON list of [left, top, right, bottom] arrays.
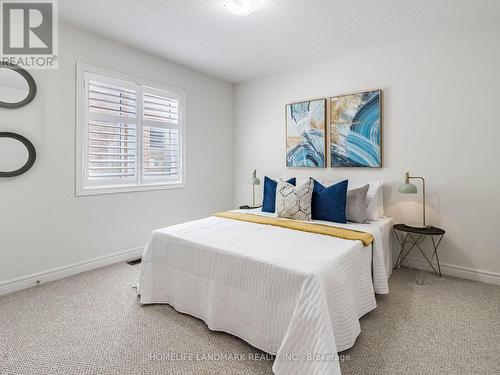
[[222, 0, 262, 16]]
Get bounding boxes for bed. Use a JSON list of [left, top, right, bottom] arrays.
[[138, 208, 393, 375]]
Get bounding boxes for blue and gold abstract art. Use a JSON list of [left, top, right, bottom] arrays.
[[330, 90, 382, 167], [286, 99, 326, 168]]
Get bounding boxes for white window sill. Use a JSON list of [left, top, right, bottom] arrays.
[[76, 182, 185, 196]]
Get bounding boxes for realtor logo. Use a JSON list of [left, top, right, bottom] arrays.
[[1, 0, 58, 69]]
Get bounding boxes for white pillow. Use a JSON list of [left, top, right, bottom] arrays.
[[376, 183, 385, 217], [361, 180, 384, 220], [321, 179, 385, 220], [275, 179, 313, 221]]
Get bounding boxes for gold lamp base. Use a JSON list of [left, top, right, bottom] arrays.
[[399, 172, 429, 230]]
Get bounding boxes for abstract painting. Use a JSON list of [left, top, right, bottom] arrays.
[[330, 90, 382, 167], [286, 99, 326, 167]]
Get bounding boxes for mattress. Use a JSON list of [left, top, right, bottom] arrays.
[[138, 210, 393, 375]]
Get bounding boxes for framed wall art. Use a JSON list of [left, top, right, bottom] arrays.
[[285, 98, 326, 168], [330, 89, 382, 168]]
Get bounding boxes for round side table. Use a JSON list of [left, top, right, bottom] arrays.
[[393, 224, 445, 283]]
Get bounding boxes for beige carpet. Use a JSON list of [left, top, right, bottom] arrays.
[[0, 263, 499, 375]]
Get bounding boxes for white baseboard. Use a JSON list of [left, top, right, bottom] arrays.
[[2, 247, 498, 297], [0, 246, 143, 297], [403, 257, 500, 286]]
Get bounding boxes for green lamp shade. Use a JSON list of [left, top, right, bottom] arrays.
[[249, 169, 260, 185], [249, 177, 260, 185], [399, 182, 418, 194]]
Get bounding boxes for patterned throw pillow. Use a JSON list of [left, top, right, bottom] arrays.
[[275, 178, 314, 221]]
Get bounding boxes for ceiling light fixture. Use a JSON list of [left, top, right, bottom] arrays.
[[222, 0, 261, 16]]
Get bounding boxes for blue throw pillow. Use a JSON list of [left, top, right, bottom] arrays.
[[262, 176, 296, 213], [311, 179, 348, 223]]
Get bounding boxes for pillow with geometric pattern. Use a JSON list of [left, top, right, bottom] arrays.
[[275, 178, 314, 221]]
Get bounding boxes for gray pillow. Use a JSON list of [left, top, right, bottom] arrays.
[[346, 184, 369, 223], [275, 178, 314, 221]]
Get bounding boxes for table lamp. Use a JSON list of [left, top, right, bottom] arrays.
[[249, 170, 261, 208], [399, 172, 429, 228]]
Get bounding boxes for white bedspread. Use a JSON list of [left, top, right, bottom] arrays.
[[138, 211, 393, 375]]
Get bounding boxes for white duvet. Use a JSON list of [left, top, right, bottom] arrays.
[[138, 210, 393, 375]]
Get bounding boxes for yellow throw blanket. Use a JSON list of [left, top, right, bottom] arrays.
[[213, 211, 374, 246]]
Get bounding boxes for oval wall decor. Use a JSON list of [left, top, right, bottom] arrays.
[[0, 132, 36, 177], [0, 62, 37, 109]]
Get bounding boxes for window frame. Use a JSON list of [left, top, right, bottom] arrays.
[[76, 62, 186, 196]]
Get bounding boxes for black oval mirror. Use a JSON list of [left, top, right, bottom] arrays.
[[0, 132, 36, 177], [0, 62, 37, 109]]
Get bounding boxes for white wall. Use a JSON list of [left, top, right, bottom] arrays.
[[233, 28, 500, 280], [0, 23, 233, 286]]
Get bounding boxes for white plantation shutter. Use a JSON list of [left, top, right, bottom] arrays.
[[87, 119, 136, 180], [142, 89, 181, 181], [86, 77, 137, 185], [77, 64, 184, 195]]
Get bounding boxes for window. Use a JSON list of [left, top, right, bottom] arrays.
[[76, 63, 185, 195]]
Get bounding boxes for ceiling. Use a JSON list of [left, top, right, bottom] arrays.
[[60, 0, 499, 83]]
